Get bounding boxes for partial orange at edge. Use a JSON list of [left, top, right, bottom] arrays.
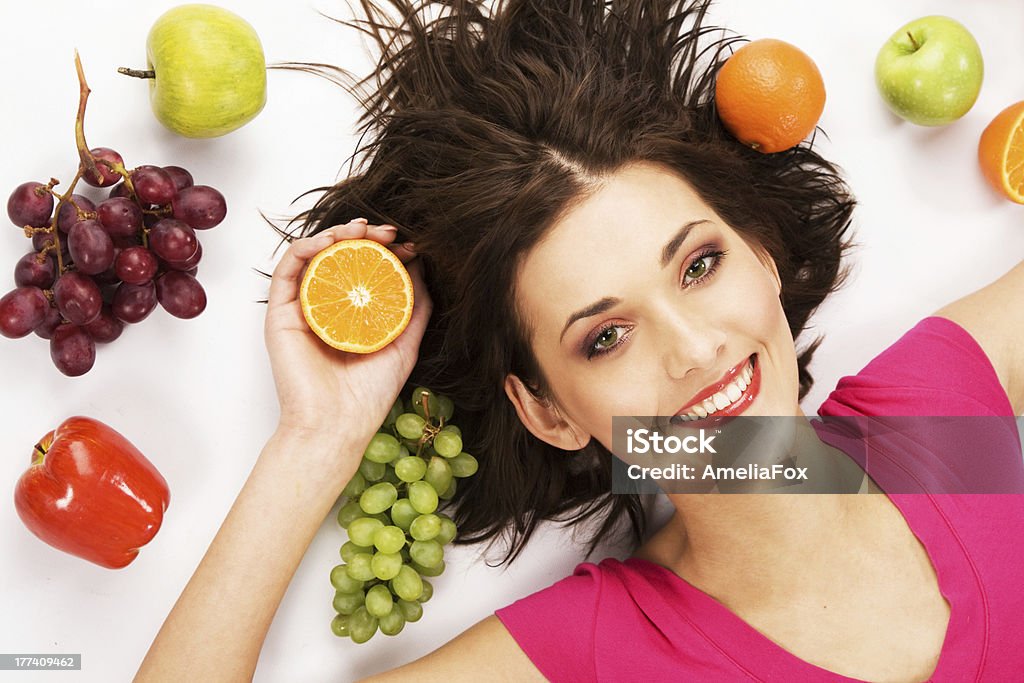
[[978, 101, 1024, 204], [299, 238, 414, 353]]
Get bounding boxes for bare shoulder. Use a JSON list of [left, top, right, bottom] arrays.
[[359, 615, 547, 683], [933, 259, 1024, 414]]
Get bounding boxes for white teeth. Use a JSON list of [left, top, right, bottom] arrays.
[[712, 392, 730, 410], [744, 361, 754, 382], [736, 375, 748, 391], [693, 403, 708, 418], [725, 384, 742, 403], [703, 398, 718, 414]]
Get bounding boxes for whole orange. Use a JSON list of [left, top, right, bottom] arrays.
[[978, 100, 1024, 204], [715, 38, 826, 154]]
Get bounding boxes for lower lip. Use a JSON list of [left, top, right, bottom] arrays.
[[672, 354, 761, 428]]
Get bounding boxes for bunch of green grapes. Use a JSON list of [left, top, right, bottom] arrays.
[[329, 386, 479, 643]]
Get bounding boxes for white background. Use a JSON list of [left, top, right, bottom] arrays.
[[0, 1, 1021, 681]]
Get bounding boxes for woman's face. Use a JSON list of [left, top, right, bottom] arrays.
[[512, 161, 802, 451]]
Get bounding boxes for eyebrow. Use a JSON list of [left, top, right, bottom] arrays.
[[559, 219, 710, 343]]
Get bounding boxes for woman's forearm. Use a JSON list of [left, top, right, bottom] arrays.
[[135, 428, 358, 682]]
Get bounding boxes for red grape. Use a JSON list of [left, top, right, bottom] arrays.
[[131, 165, 176, 206], [171, 185, 226, 229], [33, 304, 63, 340], [111, 281, 157, 323], [67, 219, 115, 275], [164, 241, 203, 271], [162, 166, 194, 192], [156, 271, 207, 319], [0, 286, 49, 338], [8, 181, 54, 228], [96, 197, 143, 239], [115, 246, 159, 284], [81, 304, 124, 343], [82, 147, 124, 187], [108, 182, 131, 199], [14, 252, 57, 289], [149, 219, 198, 262], [53, 272, 102, 326], [57, 195, 96, 233], [50, 324, 96, 376]]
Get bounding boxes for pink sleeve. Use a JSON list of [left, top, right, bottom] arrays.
[[819, 316, 1014, 417], [494, 563, 601, 682]]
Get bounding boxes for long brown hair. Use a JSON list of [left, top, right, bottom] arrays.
[[278, 0, 855, 564]]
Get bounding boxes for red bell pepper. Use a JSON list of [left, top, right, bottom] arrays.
[[14, 416, 170, 569]]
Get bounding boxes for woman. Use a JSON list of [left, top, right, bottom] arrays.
[[136, 0, 1024, 680]]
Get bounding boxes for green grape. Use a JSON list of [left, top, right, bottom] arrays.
[[371, 551, 403, 580], [333, 589, 366, 615], [397, 599, 423, 623], [408, 480, 439, 514], [439, 479, 457, 500], [378, 607, 406, 636], [373, 525, 407, 554], [364, 432, 402, 464], [410, 539, 444, 568], [359, 459, 386, 482], [400, 546, 412, 563], [382, 467, 402, 486], [365, 584, 394, 618], [390, 498, 419, 531], [349, 607, 378, 644], [331, 613, 351, 637], [385, 397, 403, 428], [401, 437, 421, 451], [424, 456, 453, 496], [394, 456, 427, 483], [417, 580, 434, 603], [409, 513, 441, 541], [390, 564, 424, 601], [370, 512, 391, 525], [398, 443, 411, 458], [346, 553, 377, 581], [435, 515, 458, 545], [423, 443, 439, 458], [411, 559, 445, 577], [449, 452, 479, 478], [359, 482, 399, 514], [337, 500, 364, 529], [411, 387, 440, 419], [342, 471, 366, 497], [330, 564, 365, 593], [348, 517, 385, 547], [437, 395, 455, 421], [396, 413, 426, 440], [439, 423, 460, 438], [433, 430, 462, 458], [340, 541, 372, 564]]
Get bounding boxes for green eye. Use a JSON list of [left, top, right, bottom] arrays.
[[596, 327, 619, 349], [686, 258, 708, 280]]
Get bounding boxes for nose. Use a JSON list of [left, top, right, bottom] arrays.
[[658, 306, 727, 380]]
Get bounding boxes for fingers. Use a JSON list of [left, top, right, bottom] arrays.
[[403, 258, 433, 336], [390, 241, 417, 264]]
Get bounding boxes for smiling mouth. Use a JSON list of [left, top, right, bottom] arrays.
[[670, 354, 759, 424]]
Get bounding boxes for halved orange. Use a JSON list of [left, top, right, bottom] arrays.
[[299, 238, 414, 353], [978, 101, 1024, 204]]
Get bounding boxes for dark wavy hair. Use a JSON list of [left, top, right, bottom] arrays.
[[277, 0, 855, 564]]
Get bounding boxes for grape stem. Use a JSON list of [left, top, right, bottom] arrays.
[[39, 168, 86, 274]]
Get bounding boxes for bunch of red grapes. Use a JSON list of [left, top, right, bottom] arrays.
[[1, 149, 226, 376]]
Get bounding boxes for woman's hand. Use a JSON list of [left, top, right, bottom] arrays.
[[264, 219, 431, 469]]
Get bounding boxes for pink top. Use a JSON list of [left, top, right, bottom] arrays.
[[495, 317, 1024, 681]]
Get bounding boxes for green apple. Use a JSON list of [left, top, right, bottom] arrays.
[[874, 15, 983, 126], [125, 4, 266, 138]]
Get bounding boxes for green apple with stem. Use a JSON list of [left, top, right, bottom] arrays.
[[120, 4, 266, 138], [874, 15, 983, 126]]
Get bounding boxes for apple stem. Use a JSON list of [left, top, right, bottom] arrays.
[[32, 443, 47, 466], [117, 67, 155, 79], [906, 31, 920, 51]]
